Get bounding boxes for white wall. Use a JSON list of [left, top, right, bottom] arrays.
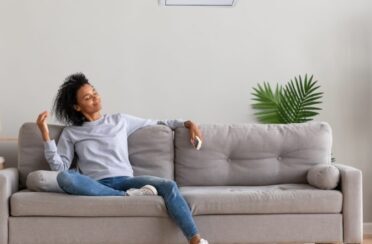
[[1, 0, 372, 222]]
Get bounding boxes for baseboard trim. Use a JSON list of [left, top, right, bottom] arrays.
[[365, 222, 372, 237]]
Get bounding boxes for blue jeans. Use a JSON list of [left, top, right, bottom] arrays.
[[56, 170, 199, 240]]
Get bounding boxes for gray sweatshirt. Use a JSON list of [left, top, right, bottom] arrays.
[[44, 113, 185, 180]]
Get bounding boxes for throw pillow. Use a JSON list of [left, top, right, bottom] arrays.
[[307, 164, 340, 190], [26, 170, 64, 193]]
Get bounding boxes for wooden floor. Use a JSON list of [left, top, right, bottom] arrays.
[[363, 235, 372, 244]]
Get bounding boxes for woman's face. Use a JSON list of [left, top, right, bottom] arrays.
[[75, 84, 102, 114]]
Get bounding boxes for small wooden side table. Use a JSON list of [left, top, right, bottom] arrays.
[[0, 156, 4, 170]]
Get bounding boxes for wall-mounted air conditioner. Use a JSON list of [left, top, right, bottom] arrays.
[[159, 0, 237, 6]]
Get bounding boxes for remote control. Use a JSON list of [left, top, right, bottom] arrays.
[[193, 136, 202, 150]]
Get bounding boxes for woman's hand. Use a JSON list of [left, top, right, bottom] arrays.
[[36, 111, 50, 141], [184, 120, 203, 147]]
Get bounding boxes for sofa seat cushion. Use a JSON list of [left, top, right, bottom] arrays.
[[11, 190, 168, 217], [180, 184, 342, 215]]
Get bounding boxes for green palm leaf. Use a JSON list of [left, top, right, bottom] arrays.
[[251, 74, 323, 124], [251, 82, 283, 123]]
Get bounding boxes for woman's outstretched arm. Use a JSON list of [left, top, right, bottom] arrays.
[[121, 113, 203, 147]]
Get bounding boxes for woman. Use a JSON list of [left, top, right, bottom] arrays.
[[36, 73, 208, 244]]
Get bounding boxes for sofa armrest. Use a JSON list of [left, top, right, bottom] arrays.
[[0, 168, 19, 244], [333, 163, 363, 243]]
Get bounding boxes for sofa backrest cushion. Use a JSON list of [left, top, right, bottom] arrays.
[[18, 123, 174, 188], [174, 122, 332, 186]]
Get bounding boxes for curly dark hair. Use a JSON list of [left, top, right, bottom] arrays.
[[52, 72, 91, 126]]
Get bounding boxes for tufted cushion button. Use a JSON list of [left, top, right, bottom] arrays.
[[227, 158, 231, 162], [277, 156, 282, 160]]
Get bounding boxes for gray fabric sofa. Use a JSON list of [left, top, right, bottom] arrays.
[[0, 121, 363, 244]]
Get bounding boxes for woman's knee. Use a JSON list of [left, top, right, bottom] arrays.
[[158, 179, 178, 194], [56, 171, 76, 188]]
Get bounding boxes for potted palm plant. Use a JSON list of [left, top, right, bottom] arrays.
[[251, 74, 323, 123]]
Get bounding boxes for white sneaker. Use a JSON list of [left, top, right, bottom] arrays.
[[126, 185, 158, 196], [199, 239, 209, 244]]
